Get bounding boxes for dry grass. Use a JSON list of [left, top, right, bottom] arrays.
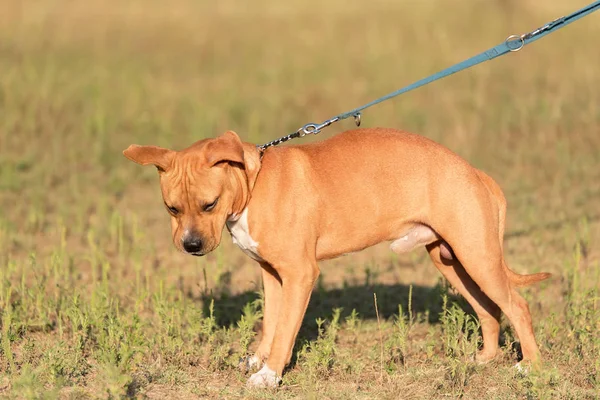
[[1, 0, 599, 398]]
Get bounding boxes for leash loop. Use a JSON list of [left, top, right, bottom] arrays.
[[257, 0, 600, 151], [505, 35, 525, 52]]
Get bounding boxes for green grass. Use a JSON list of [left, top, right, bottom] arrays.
[[1, 0, 599, 398]]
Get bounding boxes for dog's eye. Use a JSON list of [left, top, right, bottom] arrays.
[[165, 204, 179, 216], [203, 198, 219, 212]]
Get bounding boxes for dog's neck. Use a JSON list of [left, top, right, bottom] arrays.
[[227, 164, 252, 221], [226, 142, 262, 222]]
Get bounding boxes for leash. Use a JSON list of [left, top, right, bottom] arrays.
[[258, 0, 600, 151]]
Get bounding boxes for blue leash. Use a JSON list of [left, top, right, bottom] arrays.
[[259, 0, 600, 151]]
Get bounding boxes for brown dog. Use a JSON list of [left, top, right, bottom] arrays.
[[124, 128, 550, 387]]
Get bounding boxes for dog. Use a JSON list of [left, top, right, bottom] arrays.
[[123, 128, 550, 387]]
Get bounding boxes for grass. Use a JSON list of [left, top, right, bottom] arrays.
[[1, 0, 599, 398]]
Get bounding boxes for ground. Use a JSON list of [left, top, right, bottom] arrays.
[[0, 0, 599, 398]]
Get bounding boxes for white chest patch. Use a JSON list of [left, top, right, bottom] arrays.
[[226, 208, 264, 262]]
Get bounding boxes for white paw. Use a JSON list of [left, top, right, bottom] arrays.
[[247, 364, 281, 388], [247, 355, 261, 369], [514, 362, 530, 375], [240, 354, 261, 372]]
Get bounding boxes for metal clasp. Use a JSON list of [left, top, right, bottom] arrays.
[[300, 124, 318, 137], [506, 15, 565, 53], [300, 117, 340, 137]]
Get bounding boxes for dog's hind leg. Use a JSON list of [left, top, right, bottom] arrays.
[[457, 250, 540, 363], [438, 191, 542, 364], [426, 241, 502, 362], [390, 224, 501, 361]]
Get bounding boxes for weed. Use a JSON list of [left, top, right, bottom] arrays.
[[439, 295, 481, 395], [236, 299, 262, 357], [385, 302, 411, 371], [296, 308, 342, 380], [43, 341, 90, 386], [344, 308, 361, 343]]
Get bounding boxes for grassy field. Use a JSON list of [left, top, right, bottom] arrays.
[[1, 0, 599, 398]]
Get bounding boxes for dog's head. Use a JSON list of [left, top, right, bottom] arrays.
[[123, 131, 261, 256]]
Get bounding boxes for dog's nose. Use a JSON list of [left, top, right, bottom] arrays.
[[182, 235, 203, 254]]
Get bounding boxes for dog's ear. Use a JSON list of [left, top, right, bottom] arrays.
[[207, 131, 261, 190], [241, 142, 261, 191], [123, 145, 174, 172], [205, 131, 245, 167]]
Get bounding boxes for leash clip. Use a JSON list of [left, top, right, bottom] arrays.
[[300, 117, 341, 137], [299, 124, 318, 137], [506, 15, 566, 53]]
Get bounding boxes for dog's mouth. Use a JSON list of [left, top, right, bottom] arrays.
[[176, 247, 207, 257]]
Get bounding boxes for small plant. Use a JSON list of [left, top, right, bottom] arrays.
[[199, 298, 217, 344], [9, 365, 61, 399], [237, 299, 262, 357], [519, 367, 561, 399], [385, 285, 414, 371], [344, 308, 360, 343], [297, 308, 342, 379], [1, 305, 16, 373], [385, 303, 411, 370], [97, 362, 134, 399], [440, 295, 481, 359], [43, 341, 90, 386], [439, 295, 480, 395]]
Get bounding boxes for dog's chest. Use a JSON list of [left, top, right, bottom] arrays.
[[226, 209, 264, 262]]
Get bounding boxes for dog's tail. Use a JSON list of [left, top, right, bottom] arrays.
[[504, 263, 551, 287], [476, 170, 552, 288]]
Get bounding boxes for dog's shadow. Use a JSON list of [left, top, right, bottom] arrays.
[[201, 279, 470, 344], [197, 277, 529, 369]]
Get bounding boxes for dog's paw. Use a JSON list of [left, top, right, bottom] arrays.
[[239, 354, 261, 373], [514, 361, 530, 375], [246, 365, 281, 388], [474, 349, 498, 364]]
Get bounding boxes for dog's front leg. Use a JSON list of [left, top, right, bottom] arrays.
[[247, 257, 319, 388], [242, 262, 282, 371]]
